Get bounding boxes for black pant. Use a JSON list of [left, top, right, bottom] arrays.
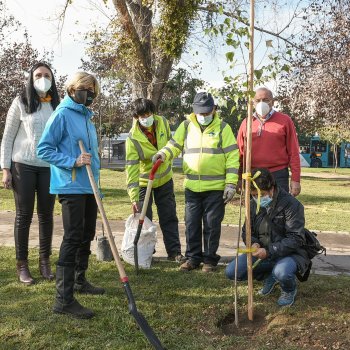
[[271, 168, 289, 192], [184, 189, 225, 266], [11, 162, 55, 260], [57, 194, 97, 268], [139, 179, 181, 257]]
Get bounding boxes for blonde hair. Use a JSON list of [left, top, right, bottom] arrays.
[[66, 72, 100, 96]]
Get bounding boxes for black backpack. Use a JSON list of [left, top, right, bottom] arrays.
[[303, 229, 326, 259]]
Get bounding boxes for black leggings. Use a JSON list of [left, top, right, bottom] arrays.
[[11, 162, 55, 260]]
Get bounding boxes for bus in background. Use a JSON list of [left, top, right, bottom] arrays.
[[299, 136, 350, 168]]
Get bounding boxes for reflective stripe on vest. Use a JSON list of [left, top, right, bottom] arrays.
[[140, 164, 172, 179], [185, 148, 224, 154], [127, 181, 139, 189], [128, 134, 146, 160], [169, 138, 183, 151], [222, 144, 238, 153], [125, 159, 140, 165], [183, 120, 229, 154], [226, 167, 239, 174], [163, 146, 174, 160], [185, 174, 226, 181]]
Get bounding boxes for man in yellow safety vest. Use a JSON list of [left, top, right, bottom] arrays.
[[153, 92, 239, 272]]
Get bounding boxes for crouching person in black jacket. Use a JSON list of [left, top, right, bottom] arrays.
[[225, 168, 310, 307]]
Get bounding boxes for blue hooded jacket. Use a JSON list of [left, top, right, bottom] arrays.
[[37, 95, 100, 194]]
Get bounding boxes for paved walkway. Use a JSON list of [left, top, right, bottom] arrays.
[[1, 211, 349, 277]]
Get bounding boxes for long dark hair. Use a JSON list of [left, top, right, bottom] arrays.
[[20, 62, 60, 114]]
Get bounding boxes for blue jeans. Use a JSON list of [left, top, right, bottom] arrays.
[[225, 254, 297, 292]]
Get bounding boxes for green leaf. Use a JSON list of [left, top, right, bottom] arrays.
[[281, 64, 290, 72], [226, 52, 234, 62], [254, 69, 263, 80]]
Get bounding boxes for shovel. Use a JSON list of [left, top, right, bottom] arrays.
[[78, 141, 164, 350], [134, 159, 163, 274]]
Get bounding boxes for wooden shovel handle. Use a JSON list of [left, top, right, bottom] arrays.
[[79, 140, 128, 281]]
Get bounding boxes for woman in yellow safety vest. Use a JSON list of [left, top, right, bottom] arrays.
[[125, 98, 184, 262]]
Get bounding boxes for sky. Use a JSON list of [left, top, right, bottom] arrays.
[[5, 0, 230, 86], [4, 0, 301, 92], [6, 0, 108, 79]]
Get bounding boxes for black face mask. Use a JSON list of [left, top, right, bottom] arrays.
[[74, 89, 96, 106]]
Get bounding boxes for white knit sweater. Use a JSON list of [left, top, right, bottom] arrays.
[[0, 97, 54, 168]]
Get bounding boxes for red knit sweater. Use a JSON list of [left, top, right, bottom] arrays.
[[237, 111, 301, 182]]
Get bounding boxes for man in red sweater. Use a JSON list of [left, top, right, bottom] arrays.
[[237, 87, 301, 196]]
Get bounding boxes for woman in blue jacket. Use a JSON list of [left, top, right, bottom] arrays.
[[37, 72, 104, 319]]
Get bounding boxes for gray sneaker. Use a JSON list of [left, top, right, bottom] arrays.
[[258, 274, 278, 296], [277, 289, 297, 307]]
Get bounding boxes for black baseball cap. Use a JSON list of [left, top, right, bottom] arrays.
[[192, 92, 215, 114]]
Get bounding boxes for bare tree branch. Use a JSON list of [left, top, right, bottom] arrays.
[[198, 4, 307, 51]]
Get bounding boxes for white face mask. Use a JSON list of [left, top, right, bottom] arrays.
[[139, 115, 154, 128], [255, 101, 270, 118], [34, 77, 52, 93], [196, 113, 213, 126]]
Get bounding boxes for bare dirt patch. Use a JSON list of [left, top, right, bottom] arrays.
[[217, 310, 267, 336], [217, 310, 350, 350]]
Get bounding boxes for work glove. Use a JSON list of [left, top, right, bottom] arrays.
[[152, 151, 165, 164], [223, 184, 236, 204], [132, 201, 141, 214]]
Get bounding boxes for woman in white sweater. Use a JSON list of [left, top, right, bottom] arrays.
[[0, 62, 60, 285]]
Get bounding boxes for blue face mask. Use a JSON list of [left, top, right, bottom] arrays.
[[253, 195, 273, 208]]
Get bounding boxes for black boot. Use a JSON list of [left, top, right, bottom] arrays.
[[53, 265, 94, 319], [74, 254, 105, 295]]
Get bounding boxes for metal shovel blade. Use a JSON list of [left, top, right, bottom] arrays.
[[123, 281, 164, 350]]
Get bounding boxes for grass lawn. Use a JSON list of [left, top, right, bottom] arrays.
[[0, 246, 349, 350], [1, 168, 350, 232]]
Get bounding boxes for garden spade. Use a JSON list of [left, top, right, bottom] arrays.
[[134, 159, 163, 274], [79, 141, 164, 350]]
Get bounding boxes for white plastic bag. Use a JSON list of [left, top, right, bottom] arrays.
[[121, 213, 157, 269]]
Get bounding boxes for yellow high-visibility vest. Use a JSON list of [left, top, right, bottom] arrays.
[[125, 115, 173, 202], [161, 113, 239, 192]]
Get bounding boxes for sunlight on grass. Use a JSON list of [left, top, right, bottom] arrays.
[[1, 168, 350, 231], [0, 247, 349, 350]]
